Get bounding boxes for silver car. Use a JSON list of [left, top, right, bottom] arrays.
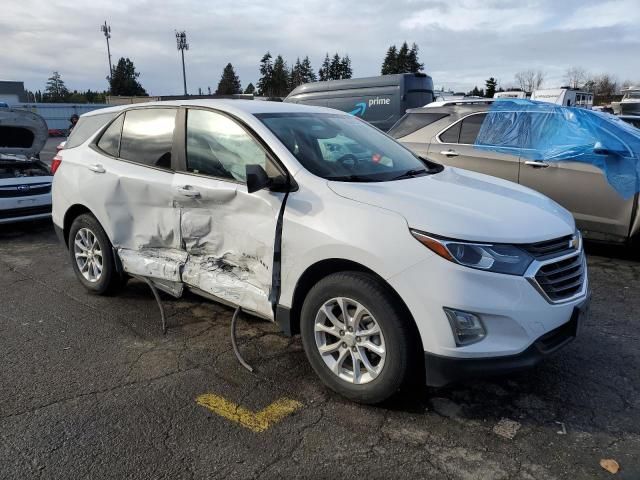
[[390, 105, 640, 244]]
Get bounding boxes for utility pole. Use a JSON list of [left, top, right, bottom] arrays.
[[175, 31, 189, 96], [101, 21, 113, 91]]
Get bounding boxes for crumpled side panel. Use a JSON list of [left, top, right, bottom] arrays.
[[177, 187, 279, 320], [474, 99, 640, 199], [118, 248, 187, 282], [182, 252, 272, 316]]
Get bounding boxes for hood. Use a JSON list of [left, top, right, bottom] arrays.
[[327, 167, 575, 244], [0, 109, 48, 158]]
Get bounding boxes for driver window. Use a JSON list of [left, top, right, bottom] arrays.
[[186, 109, 274, 182]]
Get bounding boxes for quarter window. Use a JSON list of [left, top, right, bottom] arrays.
[[119, 108, 176, 169], [186, 109, 272, 182], [97, 114, 124, 157], [439, 121, 461, 144]]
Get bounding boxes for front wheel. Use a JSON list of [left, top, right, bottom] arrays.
[[300, 271, 414, 404]]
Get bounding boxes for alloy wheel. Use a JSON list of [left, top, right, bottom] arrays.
[[314, 297, 386, 384], [74, 227, 103, 283]]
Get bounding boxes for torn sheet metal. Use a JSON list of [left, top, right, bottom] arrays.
[[176, 180, 280, 320], [118, 248, 187, 282], [474, 99, 640, 199]]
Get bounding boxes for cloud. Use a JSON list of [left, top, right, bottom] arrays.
[[1, 0, 639, 96]]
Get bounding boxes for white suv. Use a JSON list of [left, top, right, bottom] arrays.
[[52, 100, 589, 403]]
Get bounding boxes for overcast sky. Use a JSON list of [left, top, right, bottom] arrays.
[[3, 0, 639, 95]]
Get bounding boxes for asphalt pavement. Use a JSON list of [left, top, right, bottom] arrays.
[[1, 222, 639, 479]]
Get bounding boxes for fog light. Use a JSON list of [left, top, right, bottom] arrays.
[[443, 308, 486, 346]]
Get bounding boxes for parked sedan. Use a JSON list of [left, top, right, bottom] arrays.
[[390, 104, 640, 244], [0, 108, 53, 224]]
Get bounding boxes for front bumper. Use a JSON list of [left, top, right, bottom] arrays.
[[424, 298, 589, 387]]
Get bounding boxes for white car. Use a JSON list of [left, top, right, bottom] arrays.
[[0, 108, 53, 224], [52, 100, 589, 403]]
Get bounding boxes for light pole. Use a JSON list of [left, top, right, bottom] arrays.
[[101, 21, 113, 90], [175, 31, 189, 96]]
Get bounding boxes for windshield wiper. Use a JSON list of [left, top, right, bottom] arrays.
[[390, 168, 429, 180], [326, 174, 382, 182]]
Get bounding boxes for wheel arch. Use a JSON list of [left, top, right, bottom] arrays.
[[285, 258, 423, 351], [62, 204, 96, 248]]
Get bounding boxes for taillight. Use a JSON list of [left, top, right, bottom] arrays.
[[51, 153, 62, 175]]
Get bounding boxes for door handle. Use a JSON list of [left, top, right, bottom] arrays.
[[176, 185, 201, 198], [87, 163, 105, 173], [440, 150, 459, 157], [524, 160, 550, 168]]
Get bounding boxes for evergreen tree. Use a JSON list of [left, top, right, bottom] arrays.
[[300, 56, 317, 83], [407, 43, 424, 72], [289, 57, 304, 90], [110, 58, 147, 96], [271, 55, 289, 97], [485, 77, 498, 98], [340, 55, 353, 79], [396, 42, 410, 74], [44, 72, 69, 102], [381, 46, 398, 75], [329, 53, 342, 80], [244, 83, 255, 95], [318, 53, 331, 81], [215, 63, 242, 95], [257, 52, 274, 97], [467, 86, 485, 96]]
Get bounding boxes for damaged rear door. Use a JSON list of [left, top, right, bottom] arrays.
[[172, 107, 286, 319]]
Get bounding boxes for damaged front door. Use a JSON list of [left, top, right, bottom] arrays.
[[172, 108, 286, 319]]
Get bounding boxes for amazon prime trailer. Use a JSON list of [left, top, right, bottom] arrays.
[[284, 73, 434, 131]]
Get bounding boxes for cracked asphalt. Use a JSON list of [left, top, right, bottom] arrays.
[[1, 221, 639, 479]]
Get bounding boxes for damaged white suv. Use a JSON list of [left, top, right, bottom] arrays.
[[53, 100, 589, 403]]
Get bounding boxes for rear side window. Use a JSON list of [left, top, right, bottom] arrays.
[[119, 108, 176, 169], [66, 113, 116, 149], [388, 113, 448, 139], [459, 113, 486, 144], [97, 114, 124, 157], [439, 121, 461, 143]]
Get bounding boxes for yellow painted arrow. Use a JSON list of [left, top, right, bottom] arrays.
[[196, 393, 303, 433]]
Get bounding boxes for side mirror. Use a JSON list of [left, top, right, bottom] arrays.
[[246, 164, 272, 194]]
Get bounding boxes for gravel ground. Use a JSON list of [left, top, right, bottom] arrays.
[[1, 221, 639, 479]]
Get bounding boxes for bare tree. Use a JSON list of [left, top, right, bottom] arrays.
[[564, 67, 588, 89], [514, 69, 545, 92]]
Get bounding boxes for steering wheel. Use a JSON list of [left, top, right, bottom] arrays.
[[336, 153, 359, 168]]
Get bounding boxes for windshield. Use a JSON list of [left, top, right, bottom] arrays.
[[257, 112, 438, 181]]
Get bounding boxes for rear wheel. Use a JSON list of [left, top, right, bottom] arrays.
[[300, 271, 413, 404], [68, 213, 125, 295]]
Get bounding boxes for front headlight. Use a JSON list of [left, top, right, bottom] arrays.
[[410, 230, 534, 275]]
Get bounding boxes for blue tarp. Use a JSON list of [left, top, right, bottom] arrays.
[[474, 99, 640, 199]]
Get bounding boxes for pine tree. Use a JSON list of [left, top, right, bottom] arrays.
[[289, 57, 304, 90], [271, 55, 289, 97], [244, 83, 255, 95], [407, 43, 424, 72], [340, 55, 353, 79], [300, 56, 317, 83], [396, 42, 410, 74], [44, 72, 70, 102], [318, 53, 331, 81], [381, 46, 398, 75], [485, 77, 498, 98], [109, 58, 147, 96], [215, 63, 242, 95], [328, 53, 341, 80], [257, 52, 274, 97]]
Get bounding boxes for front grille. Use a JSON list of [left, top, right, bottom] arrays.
[[534, 252, 585, 302], [0, 204, 52, 219], [0, 183, 52, 198], [522, 235, 574, 259]]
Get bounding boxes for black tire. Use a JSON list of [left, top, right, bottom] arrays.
[[300, 271, 414, 404], [68, 213, 126, 295]]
